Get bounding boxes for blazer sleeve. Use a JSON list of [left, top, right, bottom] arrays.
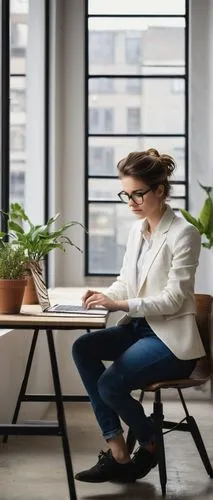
[[130, 225, 201, 317]]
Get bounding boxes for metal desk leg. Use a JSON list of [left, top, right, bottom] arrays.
[[3, 329, 39, 443], [46, 329, 77, 500]]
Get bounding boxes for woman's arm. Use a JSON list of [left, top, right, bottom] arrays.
[[126, 225, 201, 317], [82, 224, 134, 309], [84, 224, 201, 316]]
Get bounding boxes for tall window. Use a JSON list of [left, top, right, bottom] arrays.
[[10, 0, 29, 205], [86, 0, 188, 275]]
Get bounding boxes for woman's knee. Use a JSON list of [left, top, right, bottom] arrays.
[[72, 333, 91, 360]]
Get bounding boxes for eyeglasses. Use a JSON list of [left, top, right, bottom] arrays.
[[118, 187, 155, 205]]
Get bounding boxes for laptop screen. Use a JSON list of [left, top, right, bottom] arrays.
[[29, 261, 50, 311]]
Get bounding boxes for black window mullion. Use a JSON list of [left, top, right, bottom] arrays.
[[88, 14, 186, 19], [88, 133, 185, 138], [1, 0, 10, 234], [88, 195, 186, 205], [185, 0, 189, 210], [88, 74, 186, 79], [88, 176, 187, 184], [84, 0, 89, 276], [10, 73, 26, 77]]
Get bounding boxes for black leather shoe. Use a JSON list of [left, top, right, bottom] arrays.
[[132, 446, 158, 479], [75, 449, 137, 483]]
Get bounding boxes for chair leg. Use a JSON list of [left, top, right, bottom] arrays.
[[178, 389, 213, 478], [188, 415, 213, 477], [126, 390, 144, 454], [151, 390, 167, 497]]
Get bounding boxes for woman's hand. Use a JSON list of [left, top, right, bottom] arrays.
[[82, 289, 129, 312]]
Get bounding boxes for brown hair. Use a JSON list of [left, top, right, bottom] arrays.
[[117, 148, 176, 198]]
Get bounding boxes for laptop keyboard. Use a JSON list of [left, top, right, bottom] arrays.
[[46, 303, 109, 316], [54, 305, 89, 312]]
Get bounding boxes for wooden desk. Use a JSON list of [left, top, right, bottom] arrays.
[[0, 298, 108, 500]]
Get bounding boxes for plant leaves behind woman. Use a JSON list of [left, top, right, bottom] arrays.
[[180, 182, 213, 249]]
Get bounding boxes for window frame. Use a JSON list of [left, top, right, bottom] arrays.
[[85, 1, 189, 277], [1, 0, 50, 282]]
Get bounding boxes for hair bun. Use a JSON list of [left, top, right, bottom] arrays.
[[160, 154, 176, 177], [147, 148, 160, 158]]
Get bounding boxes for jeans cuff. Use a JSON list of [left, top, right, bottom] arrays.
[[104, 428, 124, 441]]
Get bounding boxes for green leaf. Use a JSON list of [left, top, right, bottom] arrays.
[[202, 241, 212, 249], [198, 181, 212, 196], [31, 225, 49, 239], [8, 221, 24, 233], [198, 197, 213, 235], [46, 213, 60, 226], [180, 209, 204, 233]]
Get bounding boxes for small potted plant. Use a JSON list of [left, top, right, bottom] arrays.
[[0, 203, 84, 304], [0, 241, 27, 313]]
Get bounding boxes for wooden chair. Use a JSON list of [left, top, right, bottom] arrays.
[[126, 294, 213, 496]]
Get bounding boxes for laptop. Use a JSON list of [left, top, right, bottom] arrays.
[[29, 261, 109, 317]]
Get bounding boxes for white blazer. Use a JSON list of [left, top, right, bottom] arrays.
[[106, 204, 205, 360]]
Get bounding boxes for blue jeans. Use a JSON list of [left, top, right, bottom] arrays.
[[72, 318, 196, 445]]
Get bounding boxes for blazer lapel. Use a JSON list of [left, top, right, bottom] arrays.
[[136, 204, 176, 295], [129, 226, 144, 294], [137, 233, 166, 294]]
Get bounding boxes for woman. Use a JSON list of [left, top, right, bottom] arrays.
[[72, 148, 205, 484]]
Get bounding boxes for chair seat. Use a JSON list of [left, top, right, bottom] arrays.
[[144, 377, 209, 392], [144, 356, 211, 391]]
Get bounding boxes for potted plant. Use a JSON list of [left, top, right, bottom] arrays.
[[180, 182, 213, 249], [180, 183, 213, 396], [0, 241, 27, 313], [0, 203, 84, 304], [180, 182, 213, 300]]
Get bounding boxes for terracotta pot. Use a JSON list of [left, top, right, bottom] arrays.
[[22, 275, 39, 305], [0, 279, 27, 314]]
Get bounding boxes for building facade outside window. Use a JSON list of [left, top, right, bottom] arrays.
[[125, 35, 141, 64], [87, 0, 188, 275], [89, 31, 115, 64], [10, 0, 29, 206], [89, 147, 114, 176], [127, 107, 141, 133], [89, 107, 114, 134]]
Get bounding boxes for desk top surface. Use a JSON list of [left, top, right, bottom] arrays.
[[0, 287, 108, 329]]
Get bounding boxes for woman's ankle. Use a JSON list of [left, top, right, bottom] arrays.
[[113, 453, 131, 464], [107, 435, 131, 464]]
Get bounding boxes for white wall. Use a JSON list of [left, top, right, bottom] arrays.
[[190, 0, 213, 294], [0, 329, 53, 423]]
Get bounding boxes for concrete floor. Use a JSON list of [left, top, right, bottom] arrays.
[[0, 400, 213, 500]]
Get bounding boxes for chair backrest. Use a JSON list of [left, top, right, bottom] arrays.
[[193, 294, 213, 378]]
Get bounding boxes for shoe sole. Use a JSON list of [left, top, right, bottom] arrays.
[[135, 460, 158, 480], [75, 475, 137, 484]]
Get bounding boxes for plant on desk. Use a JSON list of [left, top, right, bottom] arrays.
[[0, 203, 84, 305], [0, 242, 27, 314]]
